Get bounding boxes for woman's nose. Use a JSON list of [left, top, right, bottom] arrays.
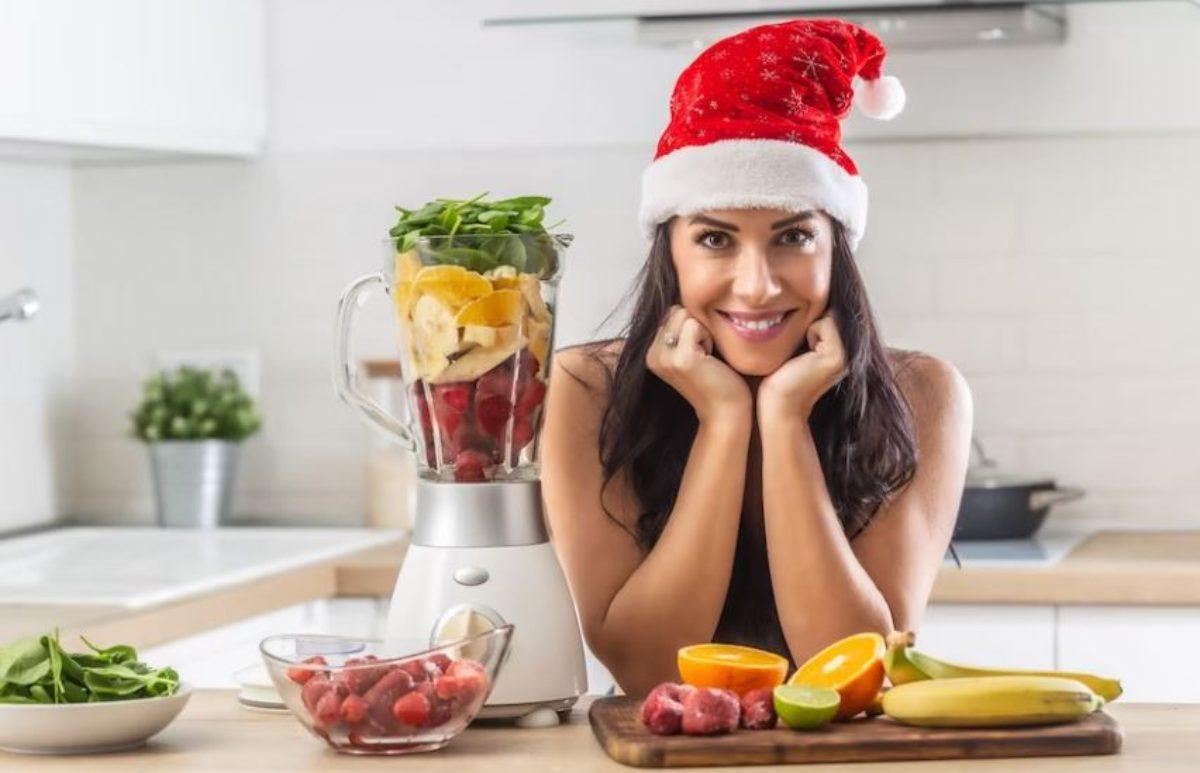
[[731, 249, 782, 306]]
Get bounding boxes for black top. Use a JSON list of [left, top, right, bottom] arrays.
[[711, 501, 797, 673]]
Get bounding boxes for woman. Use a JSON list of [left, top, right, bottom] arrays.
[[542, 19, 972, 697]]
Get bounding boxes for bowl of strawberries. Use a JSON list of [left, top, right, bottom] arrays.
[[260, 625, 513, 755]]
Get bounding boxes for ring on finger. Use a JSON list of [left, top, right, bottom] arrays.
[[663, 332, 679, 348]]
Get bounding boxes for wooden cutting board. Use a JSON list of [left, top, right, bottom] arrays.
[[589, 696, 1122, 768]]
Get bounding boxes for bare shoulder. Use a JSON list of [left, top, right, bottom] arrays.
[[554, 340, 622, 388], [885, 348, 972, 424], [547, 340, 625, 428]]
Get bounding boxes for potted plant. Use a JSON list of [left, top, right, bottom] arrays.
[[130, 366, 262, 527]]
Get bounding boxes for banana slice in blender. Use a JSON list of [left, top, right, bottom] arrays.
[[430, 340, 520, 384], [462, 324, 519, 349], [410, 294, 460, 380], [518, 274, 551, 323]]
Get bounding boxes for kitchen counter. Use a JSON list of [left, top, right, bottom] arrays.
[[5, 530, 1200, 652], [336, 530, 1200, 606], [0, 691, 1194, 771]]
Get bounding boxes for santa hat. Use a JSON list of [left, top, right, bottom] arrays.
[[639, 19, 905, 250]]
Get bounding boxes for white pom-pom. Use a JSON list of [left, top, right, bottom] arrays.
[[854, 75, 906, 121]]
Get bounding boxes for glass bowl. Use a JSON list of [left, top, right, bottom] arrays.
[[260, 625, 513, 755]]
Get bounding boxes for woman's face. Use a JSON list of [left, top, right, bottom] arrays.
[[668, 208, 835, 376]]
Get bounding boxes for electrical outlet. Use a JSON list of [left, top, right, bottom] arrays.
[[152, 349, 261, 397]]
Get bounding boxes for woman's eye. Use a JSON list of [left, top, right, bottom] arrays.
[[698, 231, 731, 249], [780, 228, 815, 247]]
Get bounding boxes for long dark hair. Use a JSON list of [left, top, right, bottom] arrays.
[[571, 216, 918, 652]]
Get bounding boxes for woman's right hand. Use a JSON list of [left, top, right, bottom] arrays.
[[646, 306, 752, 425]]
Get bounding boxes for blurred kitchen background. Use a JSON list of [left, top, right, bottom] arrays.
[[2, 0, 1200, 700], [3, 0, 1199, 535]]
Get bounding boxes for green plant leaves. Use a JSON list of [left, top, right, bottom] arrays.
[[388, 193, 566, 275], [0, 632, 179, 704], [130, 366, 261, 443]]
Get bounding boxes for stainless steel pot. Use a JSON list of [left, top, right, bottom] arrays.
[[953, 438, 1084, 540]]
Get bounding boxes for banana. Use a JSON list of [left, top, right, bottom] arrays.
[[462, 324, 518, 349], [882, 675, 1102, 728], [409, 294, 460, 381], [884, 631, 1123, 703]]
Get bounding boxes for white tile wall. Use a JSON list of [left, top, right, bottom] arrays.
[[64, 130, 1200, 533], [0, 160, 74, 533]]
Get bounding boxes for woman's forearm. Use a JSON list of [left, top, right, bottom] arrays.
[[599, 415, 751, 694], [760, 417, 893, 662]]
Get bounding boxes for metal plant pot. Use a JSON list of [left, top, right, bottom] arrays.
[[148, 440, 240, 528]]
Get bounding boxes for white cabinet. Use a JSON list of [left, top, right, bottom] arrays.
[[920, 604, 1057, 670], [0, 0, 265, 157], [1058, 606, 1200, 704]]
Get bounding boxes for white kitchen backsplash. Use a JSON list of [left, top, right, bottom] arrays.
[[0, 160, 75, 533], [64, 130, 1200, 531]]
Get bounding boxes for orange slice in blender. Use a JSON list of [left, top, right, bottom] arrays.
[[454, 289, 524, 328], [677, 643, 789, 696], [414, 265, 492, 309], [788, 632, 885, 720]]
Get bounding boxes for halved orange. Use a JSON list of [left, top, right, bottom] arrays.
[[677, 643, 789, 697], [788, 632, 885, 720]]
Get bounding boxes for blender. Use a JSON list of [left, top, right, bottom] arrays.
[[333, 229, 587, 722]]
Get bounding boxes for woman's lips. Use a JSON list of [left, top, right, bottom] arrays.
[[717, 309, 796, 342]]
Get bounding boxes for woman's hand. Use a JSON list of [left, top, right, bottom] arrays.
[[758, 313, 848, 422], [647, 306, 752, 425]]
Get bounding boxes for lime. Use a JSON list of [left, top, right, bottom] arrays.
[[773, 684, 841, 730]]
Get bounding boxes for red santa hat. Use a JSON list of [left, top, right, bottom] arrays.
[[639, 19, 905, 250]]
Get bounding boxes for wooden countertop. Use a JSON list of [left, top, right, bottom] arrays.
[[5, 530, 1200, 654], [0, 691, 1194, 771]]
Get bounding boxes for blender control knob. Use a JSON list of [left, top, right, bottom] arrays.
[[453, 566, 489, 586]]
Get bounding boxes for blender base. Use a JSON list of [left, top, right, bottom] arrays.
[[477, 694, 578, 721]]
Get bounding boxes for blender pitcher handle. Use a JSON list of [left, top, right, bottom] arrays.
[[333, 273, 418, 453]]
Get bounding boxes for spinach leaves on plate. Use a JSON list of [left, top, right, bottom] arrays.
[[0, 632, 179, 704]]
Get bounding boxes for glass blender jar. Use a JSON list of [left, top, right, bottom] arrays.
[[333, 232, 587, 721]]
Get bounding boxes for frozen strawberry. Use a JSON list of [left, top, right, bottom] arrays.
[[399, 659, 428, 683], [739, 688, 776, 730], [392, 691, 431, 727], [433, 382, 471, 414], [508, 418, 534, 456], [454, 449, 489, 482], [287, 655, 327, 685], [427, 653, 452, 673], [336, 657, 386, 695], [411, 384, 433, 432], [681, 688, 740, 736], [363, 667, 414, 730], [475, 393, 512, 437], [301, 674, 333, 713], [514, 349, 539, 383], [340, 693, 368, 726], [425, 697, 454, 728], [314, 690, 343, 727], [446, 659, 485, 678], [476, 361, 514, 399], [515, 377, 547, 418], [641, 683, 688, 736]]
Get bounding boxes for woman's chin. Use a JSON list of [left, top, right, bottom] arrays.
[[718, 350, 791, 377]]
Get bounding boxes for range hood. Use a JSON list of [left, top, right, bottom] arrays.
[[482, 2, 1070, 50]]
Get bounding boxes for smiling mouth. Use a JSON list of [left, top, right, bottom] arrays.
[[717, 309, 797, 337]]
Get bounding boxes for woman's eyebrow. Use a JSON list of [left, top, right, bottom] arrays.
[[689, 214, 739, 230], [771, 211, 817, 229]]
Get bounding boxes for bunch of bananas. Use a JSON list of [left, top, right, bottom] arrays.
[[881, 631, 1121, 728]]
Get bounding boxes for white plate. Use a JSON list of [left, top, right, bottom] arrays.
[[0, 683, 192, 755]]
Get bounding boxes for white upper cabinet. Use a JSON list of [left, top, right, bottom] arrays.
[[0, 0, 265, 158]]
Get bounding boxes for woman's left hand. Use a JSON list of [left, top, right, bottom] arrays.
[[758, 313, 848, 422]]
